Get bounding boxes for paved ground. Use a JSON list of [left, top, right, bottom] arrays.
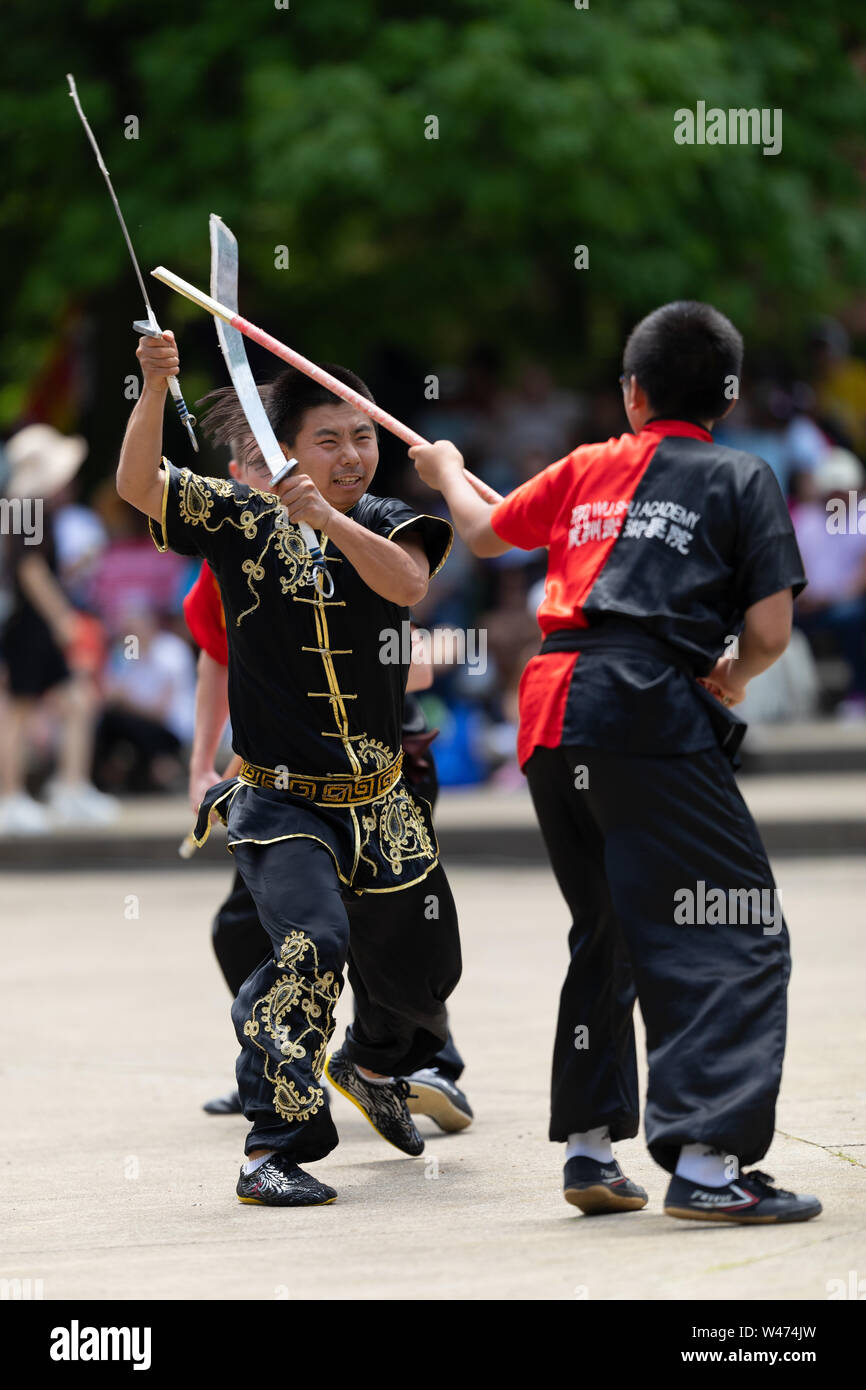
[[1, 857, 864, 1301]]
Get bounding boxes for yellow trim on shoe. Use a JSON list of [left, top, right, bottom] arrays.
[[237, 1194, 336, 1207], [324, 1053, 422, 1154]]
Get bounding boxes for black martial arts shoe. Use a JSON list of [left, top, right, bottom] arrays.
[[325, 1050, 424, 1156], [405, 1068, 474, 1132], [563, 1156, 649, 1214], [236, 1154, 337, 1207], [664, 1170, 822, 1224], [203, 1088, 243, 1115]]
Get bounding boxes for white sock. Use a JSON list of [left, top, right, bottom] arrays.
[[355, 1065, 395, 1085], [565, 1126, 613, 1163], [242, 1151, 275, 1175], [675, 1143, 731, 1187]]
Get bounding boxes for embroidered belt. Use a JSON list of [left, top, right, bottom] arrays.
[[239, 753, 403, 806]]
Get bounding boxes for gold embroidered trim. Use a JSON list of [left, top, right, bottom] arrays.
[[239, 754, 403, 805], [147, 461, 172, 554], [387, 514, 454, 578], [243, 930, 341, 1123]]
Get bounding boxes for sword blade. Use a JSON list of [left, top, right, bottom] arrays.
[[209, 216, 286, 477]]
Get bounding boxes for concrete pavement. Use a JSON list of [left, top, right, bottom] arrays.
[[1, 856, 864, 1300]]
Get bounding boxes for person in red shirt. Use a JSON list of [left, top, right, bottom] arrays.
[[411, 301, 822, 1226], [183, 446, 473, 1135]]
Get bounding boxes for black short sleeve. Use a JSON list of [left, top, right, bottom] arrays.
[[350, 494, 453, 578], [149, 460, 267, 562], [734, 459, 807, 609]]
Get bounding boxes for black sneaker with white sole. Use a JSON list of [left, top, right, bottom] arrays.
[[664, 1169, 822, 1224], [324, 1049, 424, 1156], [236, 1154, 337, 1207], [405, 1068, 473, 1132], [563, 1156, 648, 1214]]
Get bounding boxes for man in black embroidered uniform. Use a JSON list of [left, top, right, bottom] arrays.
[[118, 330, 462, 1207]]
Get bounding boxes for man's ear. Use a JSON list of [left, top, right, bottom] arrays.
[[279, 442, 292, 460], [228, 459, 240, 479], [716, 398, 738, 423], [626, 375, 648, 415]]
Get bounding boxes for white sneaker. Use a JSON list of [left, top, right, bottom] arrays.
[[0, 792, 51, 836], [47, 781, 121, 826]]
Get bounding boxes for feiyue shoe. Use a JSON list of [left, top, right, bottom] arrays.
[[405, 1068, 473, 1132], [563, 1156, 649, 1214], [664, 1170, 822, 1224], [203, 1088, 243, 1115], [324, 1050, 424, 1156], [236, 1154, 336, 1207]]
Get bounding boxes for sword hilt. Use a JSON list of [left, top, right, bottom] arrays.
[[133, 317, 199, 452]]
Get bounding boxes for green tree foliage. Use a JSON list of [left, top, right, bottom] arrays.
[[1, 0, 864, 435]]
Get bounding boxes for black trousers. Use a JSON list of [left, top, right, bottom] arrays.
[[525, 744, 790, 1175], [230, 837, 461, 1160], [213, 870, 466, 1082]]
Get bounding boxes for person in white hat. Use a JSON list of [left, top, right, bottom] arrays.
[[0, 424, 119, 833]]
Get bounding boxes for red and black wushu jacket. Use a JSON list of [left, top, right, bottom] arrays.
[[490, 419, 807, 768]]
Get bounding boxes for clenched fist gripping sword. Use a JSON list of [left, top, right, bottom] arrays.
[[66, 74, 199, 452]]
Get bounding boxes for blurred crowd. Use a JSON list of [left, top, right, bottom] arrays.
[[2, 317, 866, 829]]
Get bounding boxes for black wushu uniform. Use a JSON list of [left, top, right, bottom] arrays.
[[488, 420, 807, 1175], [151, 461, 461, 1162]]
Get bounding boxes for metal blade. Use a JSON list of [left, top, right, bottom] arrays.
[[208, 215, 332, 595], [209, 215, 286, 477]]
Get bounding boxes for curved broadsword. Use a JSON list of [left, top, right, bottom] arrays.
[[208, 214, 333, 597]]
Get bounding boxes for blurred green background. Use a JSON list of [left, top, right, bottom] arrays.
[[1, 0, 865, 483]]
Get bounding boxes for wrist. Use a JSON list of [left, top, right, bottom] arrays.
[[141, 381, 169, 401]]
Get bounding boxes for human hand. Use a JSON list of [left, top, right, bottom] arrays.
[[136, 329, 179, 393], [409, 440, 465, 491], [273, 473, 334, 530], [698, 655, 747, 707]]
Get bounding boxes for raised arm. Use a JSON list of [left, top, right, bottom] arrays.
[[410, 441, 511, 557], [116, 331, 180, 520]]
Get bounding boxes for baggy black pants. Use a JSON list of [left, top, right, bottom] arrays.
[[525, 744, 790, 1174], [230, 837, 461, 1160], [212, 869, 466, 1082]]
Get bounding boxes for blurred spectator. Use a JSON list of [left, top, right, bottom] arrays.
[[52, 477, 108, 609], [87, 479, 189, 627], [809, 318, 866, 456], [0, 426, 118, 834], [792, 448, 866, 717], [496, 363, 584, 483], [95, 601, 196, 793]]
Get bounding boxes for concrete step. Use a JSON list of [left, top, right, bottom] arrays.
[[1, 772, 864, 870], [741, 720, 866, 774]]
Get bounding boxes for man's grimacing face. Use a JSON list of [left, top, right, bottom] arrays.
[[229, 402, 379, 511]]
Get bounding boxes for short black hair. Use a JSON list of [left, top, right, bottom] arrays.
[[200, 363, 377, 457], [622, 301, 743, 423]]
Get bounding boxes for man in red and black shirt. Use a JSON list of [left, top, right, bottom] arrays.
[[412, 301, 821, 1226]]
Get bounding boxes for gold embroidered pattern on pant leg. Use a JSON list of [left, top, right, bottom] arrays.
[[243, 930, 341, 1123], [357, 783, 436, 879]]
